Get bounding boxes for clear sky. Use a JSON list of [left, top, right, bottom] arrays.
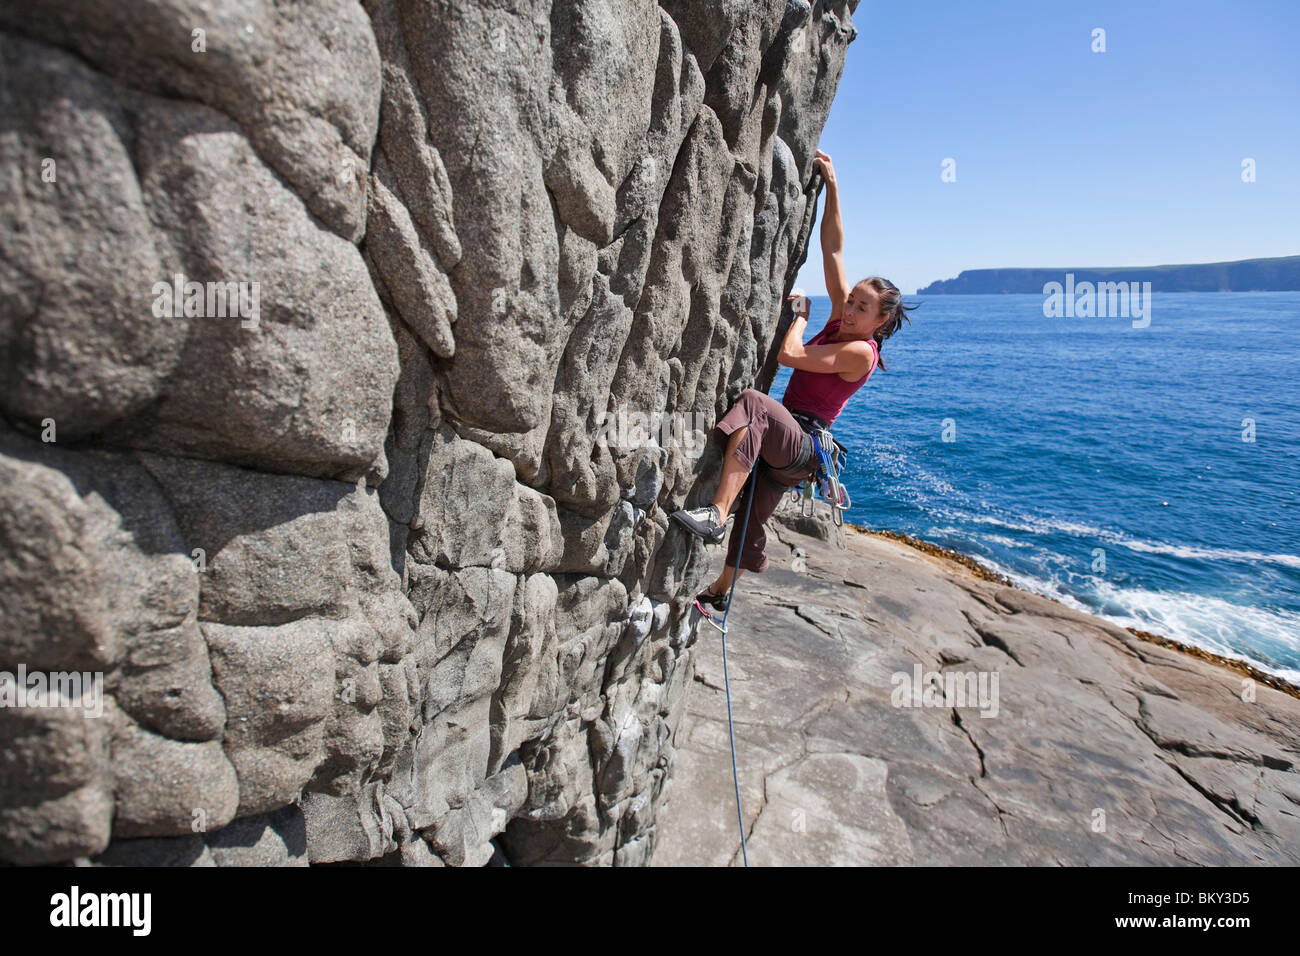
[[799, 0, 1300, 295]]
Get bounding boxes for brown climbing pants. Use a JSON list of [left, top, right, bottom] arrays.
[[714, 389, 815, 573]]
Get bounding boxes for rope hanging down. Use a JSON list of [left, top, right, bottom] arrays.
[[693, 458, 760, 868]]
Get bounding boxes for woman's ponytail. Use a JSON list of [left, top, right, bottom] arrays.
[[857, 276, 918, 372]]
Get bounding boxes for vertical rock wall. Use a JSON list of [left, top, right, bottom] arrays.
[[0, 0, 856, 865]]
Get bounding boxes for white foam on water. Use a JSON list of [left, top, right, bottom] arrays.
[[980, 533, 1032, 550], [962, 510, 1105, 538], [951, 551, 1300, 685], [930, 498, 1300, 571], [857, 441, 1300, 681], [860, 444, 957, 496], [1098, 533, 1300, 570]]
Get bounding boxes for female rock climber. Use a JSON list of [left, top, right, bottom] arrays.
[[670, 149, 916, 613]]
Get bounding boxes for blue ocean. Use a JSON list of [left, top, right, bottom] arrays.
[[772, 293, 1300, 683]]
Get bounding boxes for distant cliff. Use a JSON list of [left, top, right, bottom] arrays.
[[917, 255, 1300, 294]]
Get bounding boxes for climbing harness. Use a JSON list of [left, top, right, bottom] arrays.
[[786, 409, 851, 526], [689, 458, 760, 868]]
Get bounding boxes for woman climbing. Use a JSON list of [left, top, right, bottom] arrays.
[[670, 149, 916, 612]]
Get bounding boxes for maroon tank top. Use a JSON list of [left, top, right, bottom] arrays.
[[779, 318, 877, 425]]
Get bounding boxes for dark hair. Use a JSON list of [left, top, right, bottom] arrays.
[[854, 276, 917, 371]]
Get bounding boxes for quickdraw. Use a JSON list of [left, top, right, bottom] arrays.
[[693, 600, 727, 632], [789, 422, 851, 526]]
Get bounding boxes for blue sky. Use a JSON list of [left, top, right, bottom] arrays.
[[798, 0, 1300, 295]]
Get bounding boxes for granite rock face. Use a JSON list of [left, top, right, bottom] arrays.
[[0, 0, 857, 865]]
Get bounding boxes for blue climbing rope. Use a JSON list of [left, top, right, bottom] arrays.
[[695, 459, 760, 868]]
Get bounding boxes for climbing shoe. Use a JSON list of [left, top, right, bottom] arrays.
[[670, 504, 726, 543], [695, 587, 729, 613]]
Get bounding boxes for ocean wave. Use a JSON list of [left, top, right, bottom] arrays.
[[1098, 534, 1300, 570], [949, 553, 1300, 683], [961, 510, 1105, 538], [979, 533, 1033, 550], [927, 504, 1300, 572], [1087, 579, 1300, 682], [929, 525, 1033, 551]]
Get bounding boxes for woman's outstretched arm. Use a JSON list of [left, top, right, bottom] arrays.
[[816, 150, 849, 316]]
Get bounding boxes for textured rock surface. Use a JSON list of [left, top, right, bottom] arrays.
[[0, 0, 858, 864], [653, 508, 1300, 866]]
